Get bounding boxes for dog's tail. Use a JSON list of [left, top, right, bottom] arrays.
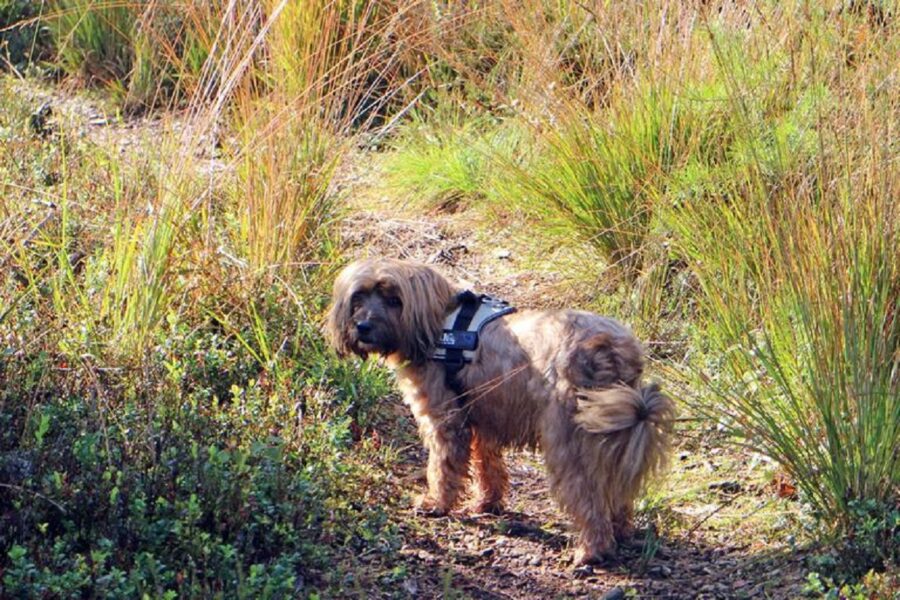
[[573, 382, 674, 499]]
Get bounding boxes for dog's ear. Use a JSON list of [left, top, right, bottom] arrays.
[[326, 265, 357, 358], [396, 262, 454, 364]]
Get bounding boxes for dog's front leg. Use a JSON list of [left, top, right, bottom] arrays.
[[416, 413, 472, 516]]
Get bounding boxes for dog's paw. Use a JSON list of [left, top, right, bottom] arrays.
[[573, 544, 617, 567], [468, 499, 504, 516], [613, 524, 635, 543], [414, 495, 450, 517]]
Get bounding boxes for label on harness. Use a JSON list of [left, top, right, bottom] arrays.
[[438, 330, 478, 351]]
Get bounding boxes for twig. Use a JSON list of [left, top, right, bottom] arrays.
[[0, 483, 67, 515], [0, 204, 58, 270], [681, 493, 740, 540]]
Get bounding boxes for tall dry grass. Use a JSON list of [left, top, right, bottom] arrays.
[[6, 0, 425, 365], [664, 9, 898, 568]]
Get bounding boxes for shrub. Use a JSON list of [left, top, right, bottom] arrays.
[[0, 318, 394, 598], [0, 0, 51, 69]]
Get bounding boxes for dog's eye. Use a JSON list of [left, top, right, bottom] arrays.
[[350, 291, 365, 307], [385, 296, 402, 308]]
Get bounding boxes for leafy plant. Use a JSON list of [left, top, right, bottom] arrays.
[[0, 0, 51, 69]]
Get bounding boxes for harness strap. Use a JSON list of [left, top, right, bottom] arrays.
[[444, 291, 480, 399]]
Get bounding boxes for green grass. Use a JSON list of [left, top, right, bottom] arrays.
[[49, 1, 136, 89], [46, 0, 220, 111], [381, 110, 527, 212], [504, 85, 683, 282]]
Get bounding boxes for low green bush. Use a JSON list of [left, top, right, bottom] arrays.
[[0, 301, 395, 598], [0, 0, 51, 69]]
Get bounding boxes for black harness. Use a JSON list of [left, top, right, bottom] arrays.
[[430, 290, 516, 401]]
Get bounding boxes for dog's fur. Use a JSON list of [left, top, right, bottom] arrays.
[[327, 258, 673, 564]]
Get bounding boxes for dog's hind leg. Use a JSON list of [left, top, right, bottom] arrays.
[[541, 401, 618, 564], [469, 432, 508, 514]]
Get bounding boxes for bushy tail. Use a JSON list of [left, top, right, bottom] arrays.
[[573, 382, 674, 500]]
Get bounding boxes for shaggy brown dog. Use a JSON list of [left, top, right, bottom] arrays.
[[327, 258, 673, 564]]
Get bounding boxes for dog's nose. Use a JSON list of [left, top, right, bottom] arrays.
[[356, 321, 373, 335]]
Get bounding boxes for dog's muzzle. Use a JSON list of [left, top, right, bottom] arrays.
[[355, 320, 374, 343]]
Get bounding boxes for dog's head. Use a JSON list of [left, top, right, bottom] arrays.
[[327, 258, 455, 363]]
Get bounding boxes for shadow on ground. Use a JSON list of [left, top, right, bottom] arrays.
[[328, 401, 807, 599]]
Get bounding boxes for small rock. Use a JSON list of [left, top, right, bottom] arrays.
[[29, 102, 53, 137], [479, 547, 495, 558], [678, 451, 690, 461], [600, 587, 626, 600], [648, 565, 672, 579], [528, 556, 541, 566], [402, 579, 419, 595], [495, 248, 511, 259], [573, 565, 594, 578], [502, 521, 533, 536], [709, 480, 742, 494]]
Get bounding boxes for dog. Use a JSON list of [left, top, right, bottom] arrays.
[[327, 257, 673, 564]]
